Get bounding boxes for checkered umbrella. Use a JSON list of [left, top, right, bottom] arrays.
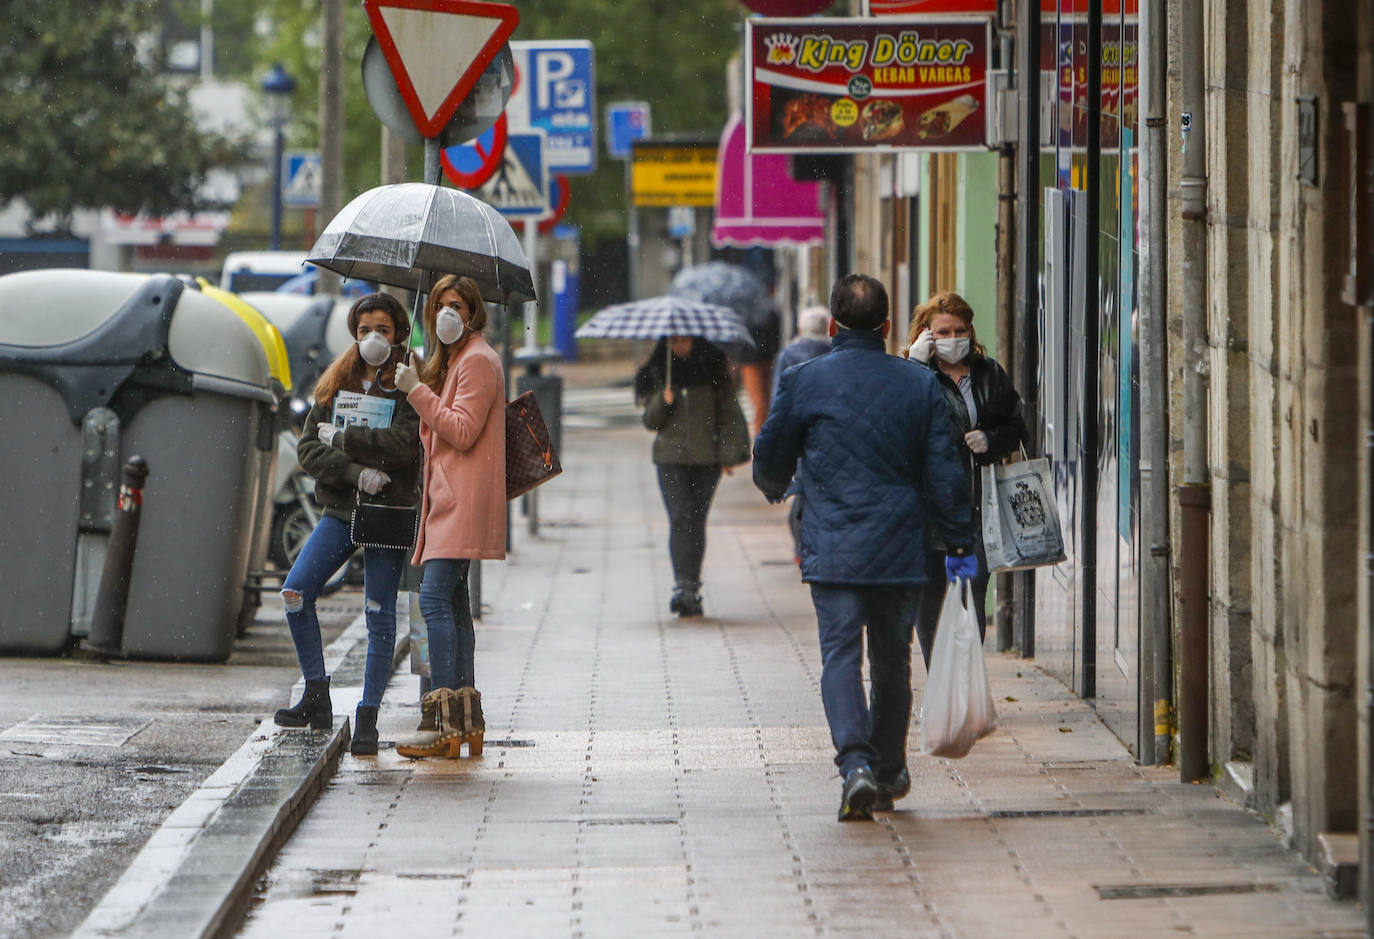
[[575, 295, 755, 347]]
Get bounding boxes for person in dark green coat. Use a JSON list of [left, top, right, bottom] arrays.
[[274, 293, 422, 756], [635, 336, 750, 617]]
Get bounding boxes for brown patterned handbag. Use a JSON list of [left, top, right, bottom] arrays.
[[505, 391, 562, 500]]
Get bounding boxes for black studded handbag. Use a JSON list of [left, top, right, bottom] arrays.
[[349, 496, 419, 551]]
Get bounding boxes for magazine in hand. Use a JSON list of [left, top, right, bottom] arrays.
[[331, 390, 394, 430]]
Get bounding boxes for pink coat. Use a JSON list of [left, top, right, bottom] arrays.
[[407, 334, 507, 563]]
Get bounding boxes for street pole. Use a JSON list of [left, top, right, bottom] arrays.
[[523, 222, 539, 351], [626, 158, 640, 299], [318, 0, 344, 296], [1138, 0, 1172, 766], [1013, 0, 1041, 658], [994, 0, 1017, 653], [1178, 0, 1211, 785], [270, 125, 284, 250]]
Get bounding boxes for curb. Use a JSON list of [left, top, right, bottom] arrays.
[[73, 615, 410, 938]]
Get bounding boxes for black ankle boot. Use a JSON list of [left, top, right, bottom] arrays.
[[274, 677, 332, 729], [350, 706, 379, 755], [676, 582, 702, 618]]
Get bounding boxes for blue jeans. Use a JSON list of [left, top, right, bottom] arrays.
[[809, 583, 924, 780], [419, 558, 474, 691], [281, 515, 405, 708]]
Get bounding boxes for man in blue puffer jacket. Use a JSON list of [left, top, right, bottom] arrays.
[[753, 273, 977, 822]]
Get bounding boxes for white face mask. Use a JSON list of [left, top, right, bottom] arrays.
[[357, 331, 394, 367], [435, 309, 465, 345], [935, 337, 970, 364]]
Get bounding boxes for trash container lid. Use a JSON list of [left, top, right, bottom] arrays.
[[165, 287, 272, 389], [197, 282, 292, 392], [0, 269, 158, 346]]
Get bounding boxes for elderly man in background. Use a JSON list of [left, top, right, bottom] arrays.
[[771, 305, 832, 402], [771, 305, 832, 563]]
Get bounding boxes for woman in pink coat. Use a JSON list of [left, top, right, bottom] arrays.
[[392, 274, 505, 758]]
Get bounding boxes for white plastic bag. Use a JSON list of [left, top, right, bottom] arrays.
[[981, 458, 1067, 572], [920, 579, 997, 759]]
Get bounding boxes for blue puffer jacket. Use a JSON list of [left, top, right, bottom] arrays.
[[752, 328, 975, 585]]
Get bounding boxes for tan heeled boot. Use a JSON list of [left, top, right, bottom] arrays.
[[396, 688, 461, 758], [453, 687, 485, 757]]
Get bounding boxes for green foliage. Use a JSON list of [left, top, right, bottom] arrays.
[[245, 0, 390, 198], [0, 0, 240, 234]]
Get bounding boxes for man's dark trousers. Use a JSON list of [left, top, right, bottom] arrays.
[[810, 582, 924, 780]]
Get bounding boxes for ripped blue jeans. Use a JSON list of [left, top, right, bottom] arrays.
[[281, 515, 405, 708]]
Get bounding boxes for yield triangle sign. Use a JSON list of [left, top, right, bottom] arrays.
[[363, 0, 519, 138]]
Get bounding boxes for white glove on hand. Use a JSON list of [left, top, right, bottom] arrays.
[[357, 468, 391, 495], [964, 430, 989, 454], [910, 329, 935, 363], [394, 360, 420, 394], [317, 424, 342, 448]]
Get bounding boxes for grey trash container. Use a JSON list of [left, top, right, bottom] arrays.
[[0, 270, 277, 661]]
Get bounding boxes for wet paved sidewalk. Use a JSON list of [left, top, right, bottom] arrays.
[[239, 421, 1364, 937]]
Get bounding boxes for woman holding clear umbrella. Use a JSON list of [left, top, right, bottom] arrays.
[[635, 335, 751, 617], [393, 274, 505, 758]]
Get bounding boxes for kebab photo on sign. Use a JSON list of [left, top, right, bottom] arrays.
[[779, 92, 840, 141], [859, 98, 904, 141], [916, 93, 980, 140]]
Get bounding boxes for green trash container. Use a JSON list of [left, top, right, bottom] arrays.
[[0, 270, 277, 660]]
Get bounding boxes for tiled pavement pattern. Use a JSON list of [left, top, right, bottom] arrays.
[[239, 423, 1363, 937]]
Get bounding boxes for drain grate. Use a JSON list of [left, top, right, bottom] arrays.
[[484, 739, 537, 748], [1095, 882, 1279, 900], [987, 808, 1150, 819], [582, 817, 680, 826], [0, 716, 150, 748]]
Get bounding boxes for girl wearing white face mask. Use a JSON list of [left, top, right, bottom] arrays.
[[277, 293, 423, 757], [391, 274, 506, 759], [904, 292, 1027, 668]]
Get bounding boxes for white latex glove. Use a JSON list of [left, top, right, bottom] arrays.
[[357, 468, 391, 495], [964, 429, 989, 454], [317, 423, 343, 448], [394, 359, 420, 394], [909, 329, 935, 363]]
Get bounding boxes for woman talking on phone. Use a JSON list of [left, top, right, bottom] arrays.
[[393, 274, 506, 759], [904, 292, 1026, 668], [275, 293, 422, 756]]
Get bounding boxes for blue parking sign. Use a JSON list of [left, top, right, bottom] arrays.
[[606, 102, 651, 160], [509, 41, 596, 176]]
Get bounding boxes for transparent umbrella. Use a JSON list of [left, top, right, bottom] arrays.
[[306, 183, 535, 305]]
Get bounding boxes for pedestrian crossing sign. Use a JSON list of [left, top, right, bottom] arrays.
[[283, 151, 321, 208], [474, 130, 549, 219]]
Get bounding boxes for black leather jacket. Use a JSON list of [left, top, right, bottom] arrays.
[[920, 353, 1028, 524]]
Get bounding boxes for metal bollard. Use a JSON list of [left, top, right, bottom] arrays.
[[86, 456, 149, 657]]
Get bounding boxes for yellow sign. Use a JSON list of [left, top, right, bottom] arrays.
[[631, 145, 717, 207]]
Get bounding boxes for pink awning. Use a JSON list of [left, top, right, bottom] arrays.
[[711, 112, 825, 249]]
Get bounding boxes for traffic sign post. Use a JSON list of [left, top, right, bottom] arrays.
[[441, 114, 508, 188], [476, 130, 550, 219], [506, 40, 596, 175], [605, 102, 651, 160], [282, 151, 322, 208], [362, 0, 520, 139]]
